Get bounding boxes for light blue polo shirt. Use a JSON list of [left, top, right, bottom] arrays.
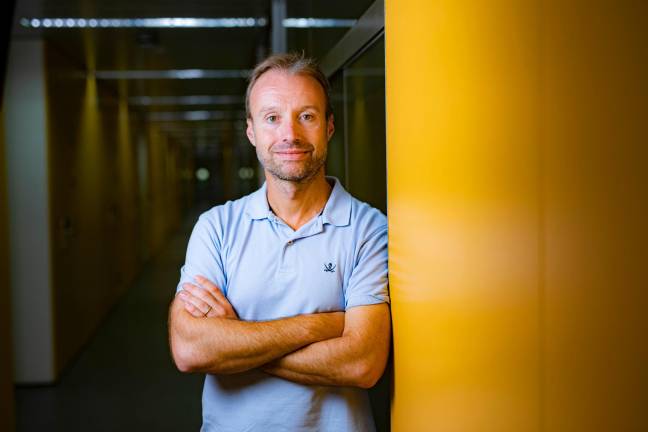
[[176, 177, 389, 432]]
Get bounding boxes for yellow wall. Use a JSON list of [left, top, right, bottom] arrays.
[[44, 42, 186, 375], [542, 2, 647, 428], [0, 107, 15, 431], [386, 0, 647, 430], [45, 42, 128, 372], [145, 123, 182, 255]]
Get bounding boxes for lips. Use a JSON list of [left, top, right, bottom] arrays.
[[275, 150, 310, 161], [273, 146, 312, 161]]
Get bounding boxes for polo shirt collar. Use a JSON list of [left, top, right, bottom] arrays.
[[321, 177, 352, 227], [244, 176, 352, 227], [245, 182, 271, 220]]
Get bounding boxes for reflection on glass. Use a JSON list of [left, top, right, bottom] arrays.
[[327, 71, 346, 185], [344, 37, 386, 214], [327, 36, 386, 214]]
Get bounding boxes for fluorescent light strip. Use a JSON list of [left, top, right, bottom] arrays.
[[129, 95, 245, 105], [149, 110, 246, 121], [283, 18, 356, 28], [94, 69, 249, 80], [19, 17, 356, 29], [20, 17, 267, 28]]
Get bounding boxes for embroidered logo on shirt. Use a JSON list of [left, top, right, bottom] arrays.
[[323, 263, 336, 273]]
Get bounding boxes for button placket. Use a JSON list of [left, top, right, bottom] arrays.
[[278, 237, 297, 275]]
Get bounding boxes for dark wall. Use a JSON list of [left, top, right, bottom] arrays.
[[1, 2, 17, 430]]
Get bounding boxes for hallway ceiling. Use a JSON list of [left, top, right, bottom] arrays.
[[11, 0, 374, 145]]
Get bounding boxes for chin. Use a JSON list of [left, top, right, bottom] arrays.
[[272, 168, 318, 183], [263, 158, 325, 183]]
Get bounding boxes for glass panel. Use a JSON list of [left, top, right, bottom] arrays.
[[344, 36, 387, 214], [287, 28, 351, 60], [326, 70, 346, 184], [286, 0, 376, 59]]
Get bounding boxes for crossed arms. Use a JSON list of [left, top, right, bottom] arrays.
[[168, 276, 391, 389]]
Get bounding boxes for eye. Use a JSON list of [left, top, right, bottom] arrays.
[[265, 115, 278, 124], [301, 113, 314, 121]]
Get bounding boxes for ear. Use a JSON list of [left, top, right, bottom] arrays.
[[326, 114, 335, 141], [246, 118, 256, 146]]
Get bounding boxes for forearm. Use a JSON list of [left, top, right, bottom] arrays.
[[263, 303, 391, 388], [169, 299, 344, 374], [262, 337, 368, 387]]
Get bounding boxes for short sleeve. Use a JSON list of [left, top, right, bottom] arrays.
[[176, 213, 227, 295], [345, 226, 389, 309]]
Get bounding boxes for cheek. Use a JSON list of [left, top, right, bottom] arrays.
[[250, 128, 272, 147]]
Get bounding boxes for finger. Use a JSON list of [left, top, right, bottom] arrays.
[[193, 277, 238, 319], [184, 302, 202, 318], [180, 288, 230, 318], [183, 300, 205, 318], [183, 282, 218, 304], [178, 290, 211, 315], [183, 283, 219, 310], [194, 277, 236, 317], [195, 276, 229, 303], [208, 303, 227, 317]]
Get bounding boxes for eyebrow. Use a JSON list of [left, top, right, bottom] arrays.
[[258, 106, 279, 115], [298, 105, 321, 112], [257, 105, 322, 115]]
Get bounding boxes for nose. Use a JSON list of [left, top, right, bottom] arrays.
[[279, 117, 301, 144]]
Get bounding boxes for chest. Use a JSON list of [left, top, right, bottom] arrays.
[[223, 221, 353, 321]]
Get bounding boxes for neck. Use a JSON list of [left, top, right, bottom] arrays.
[[265, 169, 332, 231]]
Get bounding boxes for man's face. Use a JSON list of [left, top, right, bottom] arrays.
[[246, 70, 334, 183]]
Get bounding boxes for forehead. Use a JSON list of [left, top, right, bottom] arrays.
[[249, 70, 326, 112]]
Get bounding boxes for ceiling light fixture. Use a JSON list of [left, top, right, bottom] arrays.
[[20, 17, 267, 29], [19, 17, 356, 29], [282, 18, 356, 28]]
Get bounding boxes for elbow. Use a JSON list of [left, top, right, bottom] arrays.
[[171, 338, 232, 374], [175, 360, 194, 374], [356, 372, 381, 390], [351, 359, 384, 389], [171, 341, 200, 373], [170, 331, 213, 373], [174, 356, 196, 374], [169, 303, 218, 373]]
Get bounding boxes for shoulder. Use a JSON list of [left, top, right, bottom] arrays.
[[198, 194, 247, 224], [344, 197, 388, 276], [326, 176, 386, 238], [349, 196, 387, 232], [194, 190, 258, 237]]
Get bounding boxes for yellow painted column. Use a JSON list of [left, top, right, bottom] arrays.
[[386, 1, 648, 430], [386, 2, 543, 430]]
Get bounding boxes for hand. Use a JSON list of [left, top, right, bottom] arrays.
[[178, 275, 238, 320]]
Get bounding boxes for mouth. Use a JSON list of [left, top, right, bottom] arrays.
[[274, 149, 311, 161]]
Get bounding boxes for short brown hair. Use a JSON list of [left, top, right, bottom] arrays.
[[245, 52, 332, 119]]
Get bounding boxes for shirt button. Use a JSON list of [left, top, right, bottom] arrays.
[[287, 240, 294, 245]]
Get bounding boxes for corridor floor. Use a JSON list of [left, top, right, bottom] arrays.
[[15, 215, 204, 431]]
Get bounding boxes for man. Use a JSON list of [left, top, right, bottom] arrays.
[[168, 52, 390, 431]]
